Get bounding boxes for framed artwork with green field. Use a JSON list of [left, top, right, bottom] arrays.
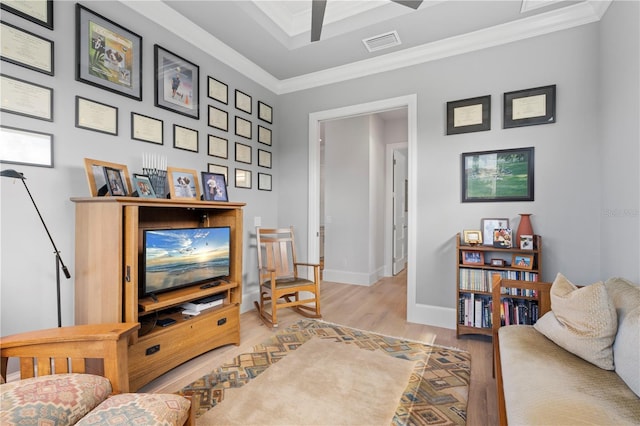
[[461, 147, 534, 202]]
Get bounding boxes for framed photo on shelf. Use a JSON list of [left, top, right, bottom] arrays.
[[481, 218, 509, 246], [258, 101, 272, 123], [208, 163, 228, 183], [0, 125, 53, 168], [461, 147, 534, 202], [208, 106, 228, 131], [463, 230, 482, 245], [173, 124, 198, 152], [132, 174, 156, 198], [258, 173, 272, 191], [167, 167, 200, 199], [504, 85, 556, 128], [131, 112, 163, 145], [446, 95, 490, 135], [492, 228, 513, 248], [235, 142, 252, 164], [520, 234, 534, 250], [461, 251, 484, 266], [512, 254, 534, 270], [201, 172, 228, 202], [208, 135, 228, 158], [76, 4, 142, 99], [103, 166, 127, 196], [0, 74, 53, 121], [235, 89, 252, 114], [235, 168, 251, 189], [1, 0, 53, 29], [490, 258, 506, 267], [154, 44, 199, 119], [1, 21, 54, 75], [258, 125, 272, 146], [83, 158, 132, 197], [208, 76, 227, 104], [75, 96, 118, 135], [235, 116, 252, 139]]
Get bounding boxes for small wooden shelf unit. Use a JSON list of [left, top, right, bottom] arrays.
[[72, 197, 244, 391], [455, 232, 545, 338]]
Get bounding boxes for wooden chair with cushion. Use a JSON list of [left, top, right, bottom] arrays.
[[255, 226, 322, 327], [1, 323, 194, 426]]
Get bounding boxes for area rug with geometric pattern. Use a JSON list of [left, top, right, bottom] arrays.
[[178, 319, 470, 425]]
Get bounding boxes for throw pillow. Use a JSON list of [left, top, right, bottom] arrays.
[[534, 273, 617, 370]]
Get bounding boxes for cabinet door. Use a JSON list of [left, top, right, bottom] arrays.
[[123, 206, 140, 329]]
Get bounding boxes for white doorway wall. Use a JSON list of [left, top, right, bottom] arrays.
[[392, 147, 408, 275], [308, 95, 418, 320]]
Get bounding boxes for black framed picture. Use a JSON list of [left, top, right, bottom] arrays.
[[258, 101, 272, 124], [1, 0, 53, 29], [208, 76, 228, 104], [76, 4, 142, 100], [503, 85, 556, 128], [461, 147, 534, 202], [235, 89, 252, 114], [154, 44, 199, 119], [201, 172, 228, 202], [0, 125, 53, 168], [1, 21, 54, 75], [0, 74, 53, 121], [103, 166, 127, 196], [446, 95, 490, 135]]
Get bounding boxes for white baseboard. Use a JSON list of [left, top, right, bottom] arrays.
[[322, 269, 384, 286], [408, 302, 457, 330]]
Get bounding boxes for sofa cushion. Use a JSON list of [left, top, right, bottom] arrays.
[[605, 277, 640, 397], [0, 373, 111, 426], [534, 273, 617, 370], [499, 325, 640, 425], [76, 393, 191, 426]]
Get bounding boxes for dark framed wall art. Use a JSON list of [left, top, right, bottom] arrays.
[[503, 85, 556, 128], [1, 0, 53, 29], [446, 95, 490, 135], [154, 44, 199, 119]]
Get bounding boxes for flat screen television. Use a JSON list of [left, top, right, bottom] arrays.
[[141, 226, 230, 297]]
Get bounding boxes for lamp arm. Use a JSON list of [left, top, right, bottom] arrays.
[[20, 179, 71, 279]]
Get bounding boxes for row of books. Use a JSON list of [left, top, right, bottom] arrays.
[[458, 294, 541, 328], [459, 268, 539, 292]]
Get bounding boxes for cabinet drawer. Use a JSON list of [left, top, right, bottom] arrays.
[[128, 305, 240, 391]]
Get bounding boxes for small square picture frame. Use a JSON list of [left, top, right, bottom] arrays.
[[512, 254, 534, 270], [490, 258, 506, 267], [461, 251, 484, 266], [103, 166, 127, 196], [132, 174, 156, 198], [201, 172, 228, 202], [235, 168, 251, 189], [493, 228, 513, 249], [520, 234, 534, 250], [167, 166, 200, 199], [481, 218, 510, 246], [463, 230, 482, 245]]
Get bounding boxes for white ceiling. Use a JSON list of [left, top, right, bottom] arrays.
[[121, 0, 611, 94]]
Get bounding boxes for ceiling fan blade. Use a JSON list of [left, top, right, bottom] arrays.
[[390, 0, 423, 10], [311, 0, 327, 42]]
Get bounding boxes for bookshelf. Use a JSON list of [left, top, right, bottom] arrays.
[[455, 232, 544, 337]]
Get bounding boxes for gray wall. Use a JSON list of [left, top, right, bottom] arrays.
[[0, 1, 278, 336], [1, 1, 638, 336], [277, 2, 639, 316]]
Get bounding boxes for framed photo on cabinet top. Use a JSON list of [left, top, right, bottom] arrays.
[[446, 95, 490, 135], [461, 147, 534, 203], [132, 174, 156, 198], [103, 166, 127, 196], [1, 0, 53, 29], [208, 76, 228, 104], [201, 172, 228, 202], [76, 4, 141, 99], [154, 44, 199, 119], [83, 158, 132, 196], [503, 85, 556, 128], [167, 167, 200, 199]]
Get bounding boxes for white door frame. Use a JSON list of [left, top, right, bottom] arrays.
[[308, 94, 418, 321]]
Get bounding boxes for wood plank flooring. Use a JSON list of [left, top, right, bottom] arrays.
[[139, 270, 497, 425]]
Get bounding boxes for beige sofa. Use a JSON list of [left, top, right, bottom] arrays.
[[495, 275, 640, 425]]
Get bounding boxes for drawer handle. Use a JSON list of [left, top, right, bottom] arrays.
[[146, 344, 160, 356], [217, 318, 227, 326]]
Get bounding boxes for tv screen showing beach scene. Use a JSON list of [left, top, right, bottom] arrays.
[[142, 226, 230, 295]]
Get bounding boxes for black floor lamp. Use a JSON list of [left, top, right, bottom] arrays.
[[1, 169, 71, 327]]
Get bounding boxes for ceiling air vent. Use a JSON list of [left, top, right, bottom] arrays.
[[362, 30, 401, 53]]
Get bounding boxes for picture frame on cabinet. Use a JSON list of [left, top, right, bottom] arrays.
[[201, 172, 228, 202], [512, 254, 534, 270], [463, 230, 482, 245], [154, 44, 199, 119], [0, 21, 54, 75], [504, 85, 556, 128], [462, 251, 484, 266], [481, 218, 509, 246], [258, 101, 272, 123], [0, 125, 53, 168], [520, 234, 534, 250], [83, 158, 132, 197], [446, 95, 490, 135], [235, 89, 252, 114], [493, 228, 513, 248], [76, 4, 142, 100], [1, 0, 53, 29], [103, 166, 127, 196], [132, 174, 156, 198], [461, 147, 534, 202], [208, 76, 228, 104], [167, 167, 200, 199], [0, 74, 53, 121]]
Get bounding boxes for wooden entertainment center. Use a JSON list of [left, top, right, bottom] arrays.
[[71, 197, 244, 391]]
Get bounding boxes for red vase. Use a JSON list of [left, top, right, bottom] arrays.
[[516, 214, 534, 247]]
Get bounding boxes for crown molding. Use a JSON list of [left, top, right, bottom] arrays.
[[120, 1, 611, 95]]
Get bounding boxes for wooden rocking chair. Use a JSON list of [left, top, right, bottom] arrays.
[[254, 226, 322, 327]]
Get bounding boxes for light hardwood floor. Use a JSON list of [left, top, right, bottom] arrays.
[[140, 270, 498, 425]]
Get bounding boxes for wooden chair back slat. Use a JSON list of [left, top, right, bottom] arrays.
[[54, 357, 70, 374]]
